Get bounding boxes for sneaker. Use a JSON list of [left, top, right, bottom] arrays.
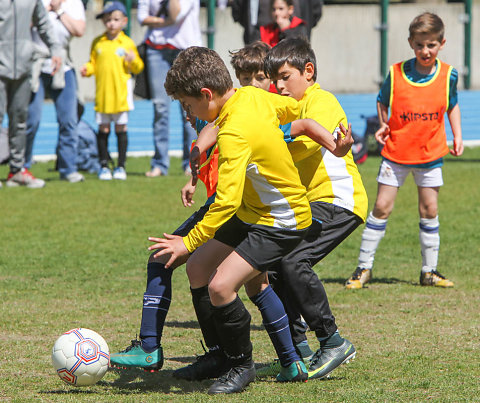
[[208, 360, 256, 395], [145, 167, 163, 177], [109, 339, 163, 371], [61, 171, 85, 183], [98, 167, 112, 180], [0, 180, 2, 188], [113, 167, 127, 180], [173, 348, 229, 381], [420, 270, 454, 288], [276, 360, 308, 382], [308, 339, 356, 380], [6, 168, 45, 188], [256, 355, 312, 378], [345, 267, 372, 289]]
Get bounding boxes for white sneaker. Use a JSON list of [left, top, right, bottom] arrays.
[[61, 171, 85, 183], [0, 180, 2, 188], [6, 168, 45, 188], [98, 167, 112, 180], [113, 167, 127, 180]]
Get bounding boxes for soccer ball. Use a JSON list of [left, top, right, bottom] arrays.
[[51, 328, 110, 386]]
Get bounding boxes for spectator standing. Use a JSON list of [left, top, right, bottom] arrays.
[[0, 0, 61, 188], [138, 0, 202, 177], [80, 1, 144, 181], [232, 0, 322, 44], [26, 0, 86, 183], [259, 0, 307, 47]]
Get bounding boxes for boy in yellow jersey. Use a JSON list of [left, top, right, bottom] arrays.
[[150, 46, 312, 394], [345, 13, 463, 290], [263, 37, 368, 379], [80, 1, 143, 180]]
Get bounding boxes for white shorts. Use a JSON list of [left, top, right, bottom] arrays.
[[96, 111, 129, 125], [376, 159, 443, 188], [95, 79, 134, 126]]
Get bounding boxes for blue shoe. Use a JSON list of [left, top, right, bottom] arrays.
[[276, 360, 308, 382], [109, 339, 163, 371], [308, 339, 356, 379]]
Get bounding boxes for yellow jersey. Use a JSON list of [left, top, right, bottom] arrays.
[[287, 83, 368, 221], [84, 31, 144, 114], [183, 86, 312, 252]]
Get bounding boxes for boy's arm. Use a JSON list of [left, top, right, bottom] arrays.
[[375, 101, 390, 145], [290, 119, 353, 157], [447, 104, 464, 156], [181, 176, 197, 207], [190, 123, 218, 185], [125, 43, 144, 75], [81, 44, 96, 77]]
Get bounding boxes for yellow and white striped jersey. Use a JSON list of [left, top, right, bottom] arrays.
[[183, 86, 312, 253], [288, 83, 368, 221]]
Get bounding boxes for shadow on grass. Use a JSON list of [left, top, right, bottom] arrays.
[[321, 277, 413, 285], [165, 319, 264, 331], [105, 367, 210, 394]]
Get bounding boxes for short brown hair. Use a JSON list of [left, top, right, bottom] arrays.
[[164, 47, 233, 99], [409, 12, 445, 42], [230, 41, 271, 78]]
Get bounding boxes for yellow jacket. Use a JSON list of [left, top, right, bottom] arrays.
[[84, 31, 144, 113]]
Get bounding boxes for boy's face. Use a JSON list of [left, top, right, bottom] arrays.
[[408, 33, 446, 71], [103, 10, 127, 37], [238, 71, 271, 91], [179, 91, 218, 123], [273, 62, 313, 101], [181, 101, 197, 130]]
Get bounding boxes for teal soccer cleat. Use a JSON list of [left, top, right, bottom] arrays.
[[109, 339, 163, 371], [276, 360, 308, 382], [308, 339, 356, 379]]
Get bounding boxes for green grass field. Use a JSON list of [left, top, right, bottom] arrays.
[[1, 148, 479, 402]]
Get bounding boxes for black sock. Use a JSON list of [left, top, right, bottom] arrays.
[[116, 130, 128, 168], [212, 295, 252, 366], [97, 131, 109, 168], [191, 286, 222, 350]]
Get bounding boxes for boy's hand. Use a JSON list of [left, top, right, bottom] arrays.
[[79, 66, 87, 77], [51, 56, 62, 76], [450, 137, 464, 157], [332, 123, 353, 157], [124, 50, 135, 63], [148, 234, 189, 268], [375, 123, 390, 145], [181, 178, 197, 207], [189, 145, 201, 186]]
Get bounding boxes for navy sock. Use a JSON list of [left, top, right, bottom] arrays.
[[139, 262, 172, 352], [250, 285, 300, 367]]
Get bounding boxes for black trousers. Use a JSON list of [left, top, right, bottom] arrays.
[[269, 202, 363, 340]]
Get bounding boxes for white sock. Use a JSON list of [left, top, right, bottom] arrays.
[[358, 212, 388, 270], [419, 216, 440, 273]]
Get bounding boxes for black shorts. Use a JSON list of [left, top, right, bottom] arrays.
[[173, 203, 211, 237], [214, 214, 309, 272]]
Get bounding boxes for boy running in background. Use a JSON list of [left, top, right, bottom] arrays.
[[345, 12, 463, 290], [262, 37, 368, 379], [80, 1, 143, 180]]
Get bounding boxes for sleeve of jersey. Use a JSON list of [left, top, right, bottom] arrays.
[[264, 91, 300, 124], [289, 92, 347, 162], [182, 131, 251, 253]]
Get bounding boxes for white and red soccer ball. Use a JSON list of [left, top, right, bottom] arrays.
[[51, 328, 109, 386]]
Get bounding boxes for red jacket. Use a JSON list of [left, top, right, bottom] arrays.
[[260, 16, 307, 47]]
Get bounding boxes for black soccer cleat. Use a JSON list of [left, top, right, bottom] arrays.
[[208, 360, 256, 394], [173, 348, 229, 381]]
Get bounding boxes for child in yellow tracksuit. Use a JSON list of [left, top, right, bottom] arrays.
[[80, 1, 143, 180]]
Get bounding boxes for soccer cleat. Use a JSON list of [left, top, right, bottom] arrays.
[[173, 348, 229, 381], [6, 168, 45, 188], [98, 167, 112, 180], [420, 270, 454, 288], [109, 339, 164, 370], [276, 360, 308, 382], [208, 360, 256, 394], [256, 355, 312, 378], [113, 167, 127, 180], [308, 339, 356, 380], [345, 267, 372, 289]]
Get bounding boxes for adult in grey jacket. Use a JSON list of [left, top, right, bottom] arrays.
[[0, 0, 61, 188]]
